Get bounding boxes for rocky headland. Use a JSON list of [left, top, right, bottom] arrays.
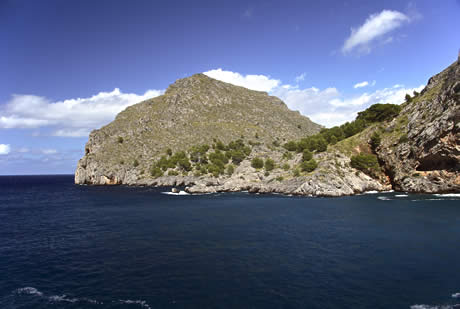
[[75, 59, 460, 196]]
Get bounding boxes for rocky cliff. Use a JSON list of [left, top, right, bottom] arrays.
[[75, 60, 459, 196]]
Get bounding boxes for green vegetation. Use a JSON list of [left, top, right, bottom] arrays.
[[370, 132, 381, 150], [226, 164, 235, 176], [300, 159, 318, 172], [264, 158, 275, 171], [398, 134, 409, 144], [350, 154, 380, 176], [166, 148, 172, 156], [282, 163, 290, 171], [117, 136, 124, 144], [133, 159, 139, 167], [283, 103, 402, 156], [150, 166, 163, 177], [302, 149, 313, 162], [251, 157, 264, 169]]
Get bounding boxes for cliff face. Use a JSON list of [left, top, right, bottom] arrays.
[[376, 59, 460, 192], [75, 60, 459, 196], [75, 74, 322, 185]]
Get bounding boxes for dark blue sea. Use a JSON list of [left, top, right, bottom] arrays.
[[1, 175, 459, 309]]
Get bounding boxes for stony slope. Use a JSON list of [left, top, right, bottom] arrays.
[[75, 59, 459, 196], [75, 74, 322, 185]]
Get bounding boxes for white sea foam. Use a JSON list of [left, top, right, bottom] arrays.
[[434, 193, 460, 198], [119, 299, 152, 308], [453, 292, 460, 298], [161, 191, 190, 195], [364, 190, 379, 194], [377, 196, 392, 201], [15, 287, 43, 297], [49, 295, 78, 303], [410, 305, 459, 309], [395, 194, 409, 197], [14, 287, 103, 305]]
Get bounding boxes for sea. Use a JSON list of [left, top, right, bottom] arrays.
[[0, 175, 459, 309]]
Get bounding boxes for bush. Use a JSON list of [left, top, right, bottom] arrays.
[[117, 136, 124, 144], [133, 159, 139, 167], [282, 163, 290, 171], [226, 164, 234, 176], [293, 169, 300, 177], [282, 152, 293, 160], [398, 134, 409, 144], [300, 159, 318, 172], [356, 103, 402, 123], [350, 154, 380, 176], [405, 94, 412, 102], [166, 148, 172, 156], [251, 157, 264, 169], [276, 176, 284, 182], [302, 149, 313, 162], [150, 166, 163, 177], [264, 158, 275, 171], [370, 132, 381, 150], [283, 141, 298, 152], [168, 170, 179, 176]]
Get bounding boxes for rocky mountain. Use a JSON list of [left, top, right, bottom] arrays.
[[75, 58, 459, 196], [75, 73, 322, 185]]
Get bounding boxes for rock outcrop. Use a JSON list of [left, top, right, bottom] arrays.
[[75, 59, 459, 196]]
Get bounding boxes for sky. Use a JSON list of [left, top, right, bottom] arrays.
[[1, 0, 459, 175]]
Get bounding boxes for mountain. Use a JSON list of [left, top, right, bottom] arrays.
[[75, 73, 322, 185], [75, 58, 459, 196]]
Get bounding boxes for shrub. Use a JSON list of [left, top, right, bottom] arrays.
[[251, 157, 264, 169], [133, 159, 139, 167], [315, 137, 328, 152], [272, 140, 280, 147], [226, 164, 235, 176], [398, 134, 409, 144], [293, 169, 300, 177], [302, 149, 313, 162], [282, 163, 290, 171], [300, 159, 318, 172], [117, 136, 124, 144], [350, 154, 380, 176], [264, 158, 275, 171], [276, 176, 284, 182], [168, 170, 179, 176], [166, 148, 172, 156], [264, 171, 270, 177], [177, 158, 192, 171], [370, 132, 381, 150], [405, 94, 412, 102], [150, 166, 163, 177], [282, 152, 293, 160], [356, 103, 402, 123], [283, 141, 298, 152]]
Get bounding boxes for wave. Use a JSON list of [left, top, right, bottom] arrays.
[[395, 194, 409, 197], [434, 193, 460, 198], [453, 293, 460, 298], [364, 190, 379, 194], [119, 299, 152, 308], [377, 196, 392, 201], [161, 191, 190, 195], [13, 287, 151, 308], [411, 305, 460, 309]]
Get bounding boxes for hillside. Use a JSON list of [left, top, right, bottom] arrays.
[[75, 59, 459, 196], [75, 74, 322, 185]]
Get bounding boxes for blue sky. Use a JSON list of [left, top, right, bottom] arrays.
[[1, 0, 459, 175]]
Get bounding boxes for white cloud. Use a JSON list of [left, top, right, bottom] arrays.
[[354, 81, 369, 88], [203, 69, 280, 92], [295, 73, 306, 83], [342, 10, 410, 53], [0, 144, 10, 155], [41, 149, 57, 155], [0, 88, 163, 137], [203, 68, 424, 128]]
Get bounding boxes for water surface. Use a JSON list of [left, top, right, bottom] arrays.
[[1, 175, 459, 309]]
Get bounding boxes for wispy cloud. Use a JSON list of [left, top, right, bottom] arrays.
[[295, 73, 306, 83], [342, 10, 411, 54], [354, 81, 369, 89], [0, 88, 163, 137]]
